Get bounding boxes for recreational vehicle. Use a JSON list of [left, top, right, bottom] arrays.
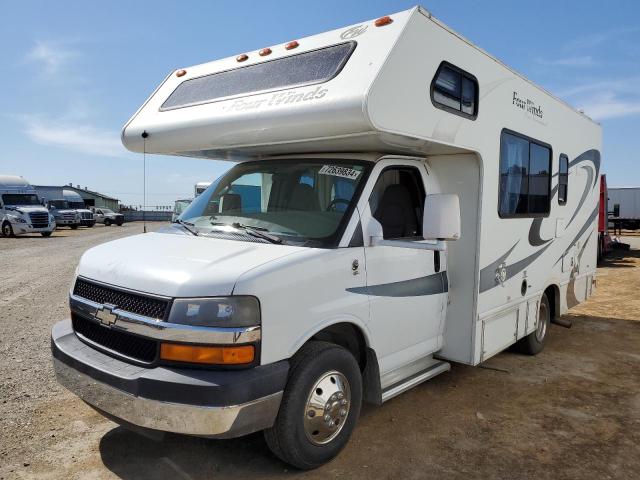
[[0, 175, 56, 237], [52, 6, 601, 469], [172, 198, 192, 222]]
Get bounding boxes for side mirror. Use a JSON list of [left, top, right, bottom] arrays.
[[423, 194, 461, 241]]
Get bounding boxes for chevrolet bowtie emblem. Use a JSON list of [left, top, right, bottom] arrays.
[[95, 304, 118, 326]]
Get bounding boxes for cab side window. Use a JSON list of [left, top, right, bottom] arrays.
[[368, 167, 425, 239]]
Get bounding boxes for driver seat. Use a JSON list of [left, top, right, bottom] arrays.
[[374, 184, 418, 239]]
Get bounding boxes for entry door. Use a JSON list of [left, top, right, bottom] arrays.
[[362, 162, 446, 374]]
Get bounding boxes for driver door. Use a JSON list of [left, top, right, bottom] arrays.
[[360, 160, 446, 376]]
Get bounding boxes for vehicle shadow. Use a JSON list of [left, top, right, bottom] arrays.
[[600, 245, 639, 268], [99, 427, 293, 478]]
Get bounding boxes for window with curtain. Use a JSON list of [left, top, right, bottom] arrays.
[[499, 130, 551, 217]]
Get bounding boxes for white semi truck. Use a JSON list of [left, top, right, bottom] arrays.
[[0, 175, 56, 237], [608, 186, 640, 231], [52, 6, 601, 469], [63, 189, 96, 228]]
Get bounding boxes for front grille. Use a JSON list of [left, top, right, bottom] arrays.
[[73, 278, 170, 320], [29, 212, 49, 228], [72, 314, 158, 363], [62, 213, 75, 220], [81, 212, 93, 219]]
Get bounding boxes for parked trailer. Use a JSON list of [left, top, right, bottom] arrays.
[[608, 186, 640, 232], [0, 175, 56, 237], [598, 175, 612, 260], [52, 6, 601, 469]]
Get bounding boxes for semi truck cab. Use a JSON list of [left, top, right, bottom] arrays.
[[47, 200, 81, 229], [0, 175, 56, 237]]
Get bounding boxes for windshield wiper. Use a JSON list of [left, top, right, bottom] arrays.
[[231, 222, 282, 244], [174, 219, 198, 236]]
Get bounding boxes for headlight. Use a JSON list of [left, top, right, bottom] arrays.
[[49, 214, 55, 222], [8, 215, 26, 223], [168, 296, 260, 327]]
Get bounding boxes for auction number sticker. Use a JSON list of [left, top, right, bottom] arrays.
[[318, 165, 361, 180]]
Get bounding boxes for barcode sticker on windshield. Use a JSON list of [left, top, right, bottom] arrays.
[[318, 165, 360, 180]]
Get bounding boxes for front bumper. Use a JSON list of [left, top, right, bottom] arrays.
[[11, 222, 55, 234], [51, 320, 288, 438], [80, 219, 96, 226], [56, 219, 79, 225]]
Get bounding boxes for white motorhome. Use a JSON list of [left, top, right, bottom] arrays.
[[172, 197, 192, 222], [52, 6, 601, 469], [0, 175, 56, 237]]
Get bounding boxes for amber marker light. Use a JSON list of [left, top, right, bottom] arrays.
[[176, 69, 187, 77], [236, 54, 249, 62], [374, 16, 393, 27], [285, 40, 299, 50], [259, 47, 272, 56], [160, 343, 255, 365]]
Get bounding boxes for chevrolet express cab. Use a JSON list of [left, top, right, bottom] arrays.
[[52, 6, 601, 469]]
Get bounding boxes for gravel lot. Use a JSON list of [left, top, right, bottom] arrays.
[[1, 226, 639, 479]]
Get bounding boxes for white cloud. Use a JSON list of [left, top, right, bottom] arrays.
[[577, 92, 640, 121], [21, 115, 126, 158], [537, 56, 595, 68], [26, 41, 77, 75], [563, 27, 639, 52]]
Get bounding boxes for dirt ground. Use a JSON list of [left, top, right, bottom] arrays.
[[1, 226, 639, 480]]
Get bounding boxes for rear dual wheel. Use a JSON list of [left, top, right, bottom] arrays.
[[264, 341, 362, 470], [516, 292, 550, 355]]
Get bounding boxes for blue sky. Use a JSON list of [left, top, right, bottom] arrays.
[[1, 0, 639, 207]]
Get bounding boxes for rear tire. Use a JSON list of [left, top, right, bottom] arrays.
[[516, 293, 550, 355], [2, 221, 14, 237], [264, 341, 362, 470], [104, 219, 112, 226]]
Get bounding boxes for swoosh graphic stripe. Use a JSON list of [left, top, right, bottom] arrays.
[[555, 205, 599, 265], [528, 217, 552, 247], [346, 271, 448, 297], [479, 242, 519, 293], [569, 149, 600, 189], [567, 165, 594, 227]]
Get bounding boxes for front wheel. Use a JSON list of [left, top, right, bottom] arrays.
[[2, 221, 14, 237], [264, 341, 362, 470], [70, 224, 79, 230], [41, 231, 53, 237], [516, 293, 550, 355], [104, 219, 112, 226]]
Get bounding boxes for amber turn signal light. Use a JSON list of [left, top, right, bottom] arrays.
[[176, 69, 187, 77], [285, 41, 299, 50], [236, 54, 248, 62], [374, 16, 393, 27], [259, 48, 272, 56], [160, 343, 255, 365]]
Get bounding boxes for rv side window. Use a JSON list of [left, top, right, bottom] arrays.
[[558, 154, 568, 205], [431, 62, 478, 119], [499, 130, 551, 217]]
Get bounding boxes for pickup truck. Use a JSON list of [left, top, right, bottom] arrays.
[[91, 207, 124, 226]]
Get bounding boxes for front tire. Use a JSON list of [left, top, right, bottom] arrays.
[[516, 293, 550, 355], [264, 341, 362, 470], [41, 231, 52, 237], [2, 221, 14, 237], [70, 224, 79, 230]]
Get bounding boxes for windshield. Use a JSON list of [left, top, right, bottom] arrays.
[[101, 209, 114, 214], [49, 200, 69, 209], [67, 201, 85, 209], [174, 199, 192, 215], [2, 194, 40, 206], [180, 159, 370, 247]]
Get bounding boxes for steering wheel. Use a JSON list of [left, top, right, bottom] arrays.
[[326, 198, 350, 212]]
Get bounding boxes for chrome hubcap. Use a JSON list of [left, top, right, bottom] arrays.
[[536, 301, 548, 342], [303, 370, 351, 445]]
